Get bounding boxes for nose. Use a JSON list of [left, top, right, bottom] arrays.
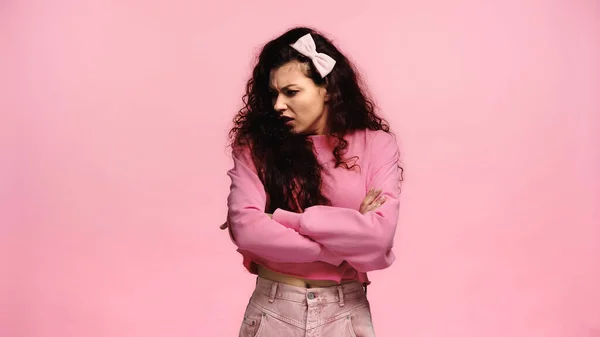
[[273, 93, 287, 113]]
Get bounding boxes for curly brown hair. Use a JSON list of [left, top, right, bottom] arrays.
[[229, 26, 400, 213]]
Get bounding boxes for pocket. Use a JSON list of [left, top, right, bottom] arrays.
[[346, 305, 376, 337], [238, 302, 266, 337]]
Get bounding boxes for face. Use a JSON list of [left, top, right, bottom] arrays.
[[269, 61, 329, 135]]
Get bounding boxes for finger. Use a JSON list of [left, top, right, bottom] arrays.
[[364, 204, 379, 213], [374, 196, 386, 206], [365, 197, 386, 213], [362, 189, 381, 206], [364, 200, 380, 212], [360, 189, 374, 205], [365, 195, 386, 208]]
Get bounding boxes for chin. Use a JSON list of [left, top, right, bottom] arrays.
[[295, 128, 311, 135], [287, 125, 303, 134], [287, 124, 310, 135], [284, 124, 298, 133]]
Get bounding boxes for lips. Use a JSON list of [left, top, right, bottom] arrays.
[[280, 116, 294, 124]]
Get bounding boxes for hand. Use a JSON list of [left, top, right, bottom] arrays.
[[359, 188, 386, 214]]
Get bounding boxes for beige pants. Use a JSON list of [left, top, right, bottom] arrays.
[[238, 277, 376, 337]]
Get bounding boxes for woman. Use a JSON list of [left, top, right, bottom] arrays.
[[221, 26, 403, 337]]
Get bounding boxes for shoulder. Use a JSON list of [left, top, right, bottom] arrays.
[[362, 130, 400, 171], [230, 143, 258, 172], [367, 128, 396, 144], [343, 129, 399, 166], [349, 129, 397, 153]]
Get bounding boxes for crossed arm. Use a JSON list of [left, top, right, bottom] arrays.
[[220, 188, 385, 228], [222, 132, 401, 272]]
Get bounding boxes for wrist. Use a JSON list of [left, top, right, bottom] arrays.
[[272, 208, 302, 231]]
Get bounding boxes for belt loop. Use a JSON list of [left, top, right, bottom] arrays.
[[337, 286, 345, 307], [268, 282, 278, 303]]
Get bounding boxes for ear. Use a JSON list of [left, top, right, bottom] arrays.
[[321, 86, 330, 102]]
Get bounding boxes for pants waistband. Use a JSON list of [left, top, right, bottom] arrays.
[[253, 276, 366, 306]]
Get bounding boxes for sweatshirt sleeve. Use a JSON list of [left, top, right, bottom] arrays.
[[226, 145, 344, 266], [272, 131, 401, 272]]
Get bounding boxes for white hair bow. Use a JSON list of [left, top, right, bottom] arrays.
[[289, 33, 336, 77]]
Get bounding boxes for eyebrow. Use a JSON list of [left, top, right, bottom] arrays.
[[269, 84, 299, 91]]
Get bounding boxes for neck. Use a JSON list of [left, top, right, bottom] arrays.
[[313, 110, 330, 135]]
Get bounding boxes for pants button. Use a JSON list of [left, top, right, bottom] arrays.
[[307, 292, 315, 299]]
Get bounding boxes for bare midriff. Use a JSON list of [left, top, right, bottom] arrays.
[[256, 264, 354, 288]]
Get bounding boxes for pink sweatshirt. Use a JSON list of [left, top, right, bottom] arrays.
[[225, 129, 401, 284]]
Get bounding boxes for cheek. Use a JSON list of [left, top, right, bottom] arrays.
[[289, 92, 325, 127], [297, 107, 321, 126], [298, 96, 324, 119]]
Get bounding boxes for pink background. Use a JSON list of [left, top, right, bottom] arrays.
[[2, 0, 599, 336]]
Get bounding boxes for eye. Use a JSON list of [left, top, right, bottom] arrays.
[[285, 90, 299, 97]]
